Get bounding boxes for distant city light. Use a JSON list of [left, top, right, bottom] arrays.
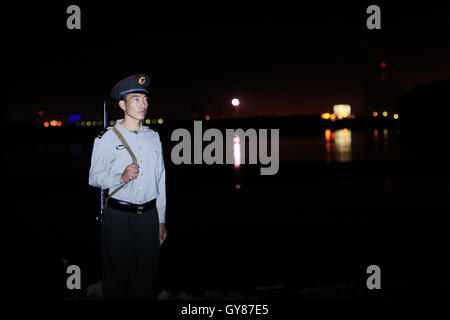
[[321, 113, 331, 120], [373, 111, 378, 117], [333, 104, 351, 119], [235, 184, 241, 189], [145, 119, 151, 124], [69, 114, 82, 123], [44, 121, 49, 127], [50, 120, 58, 127], [205, 115, 210, 121], [157, 118, 163, 124], [231, 98, 240, 107], [38, 110, 45, 117], [86, 121, 92, 127], [109, 120, 115, 126], [393, 113, 399, 119], [57, 121, 62, 127], [380, 62, 387, 68], [382, 111, 388, 117], [330, 114, 336, 120]]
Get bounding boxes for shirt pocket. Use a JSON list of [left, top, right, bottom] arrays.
[[110, 148, 133, 174]]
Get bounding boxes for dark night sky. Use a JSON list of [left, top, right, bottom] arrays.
[[3, 2, 450, 122]]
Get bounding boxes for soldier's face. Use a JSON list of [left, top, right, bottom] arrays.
[[120, 93, 148, 120]]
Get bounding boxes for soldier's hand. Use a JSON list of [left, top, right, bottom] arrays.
[[159, 223, 167, 246], [120, 163, 139, 183]]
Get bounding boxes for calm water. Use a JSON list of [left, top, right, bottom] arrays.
[[279, 127, 401, 163], [4, 124, 450, 299]]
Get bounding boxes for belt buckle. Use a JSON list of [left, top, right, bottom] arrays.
[[137, 206, 144, 215]]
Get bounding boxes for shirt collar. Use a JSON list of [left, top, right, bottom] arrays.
[[114, 119, 147, 134]]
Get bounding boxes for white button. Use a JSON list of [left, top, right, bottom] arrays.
[[139, 146, 142, 149], [140, 160, 143, 164], [139, 186, 143, 190]]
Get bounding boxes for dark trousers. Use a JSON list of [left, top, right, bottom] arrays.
[[101, 205, 160, 299]]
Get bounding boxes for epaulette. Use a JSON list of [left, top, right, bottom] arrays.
[[97, 127, 111, 139]]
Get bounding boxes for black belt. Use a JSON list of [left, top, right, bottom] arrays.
[[108, 197, 156, 215]]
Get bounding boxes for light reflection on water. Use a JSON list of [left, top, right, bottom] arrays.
[[279, 128, 401, 164], [326, 128, 352, 162], [59, 128, 401, 165], [324, 127, 400, 163], [233, 134, 241, 168], [233, 134, 242, 189]]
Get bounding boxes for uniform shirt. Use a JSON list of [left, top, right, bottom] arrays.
[[89, 119, 166, 223]]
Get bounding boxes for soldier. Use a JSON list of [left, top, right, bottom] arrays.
[[89, 74, 167, 299]]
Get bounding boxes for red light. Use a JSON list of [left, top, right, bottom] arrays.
[[44, 122, 49, 127], [380, 62, 387, 68], [57, 121, 62, 127]]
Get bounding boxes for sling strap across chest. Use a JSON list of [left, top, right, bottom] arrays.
[[104, 127, 137, 208]]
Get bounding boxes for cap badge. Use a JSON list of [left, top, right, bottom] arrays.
[[138, 76, 146, 85]]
